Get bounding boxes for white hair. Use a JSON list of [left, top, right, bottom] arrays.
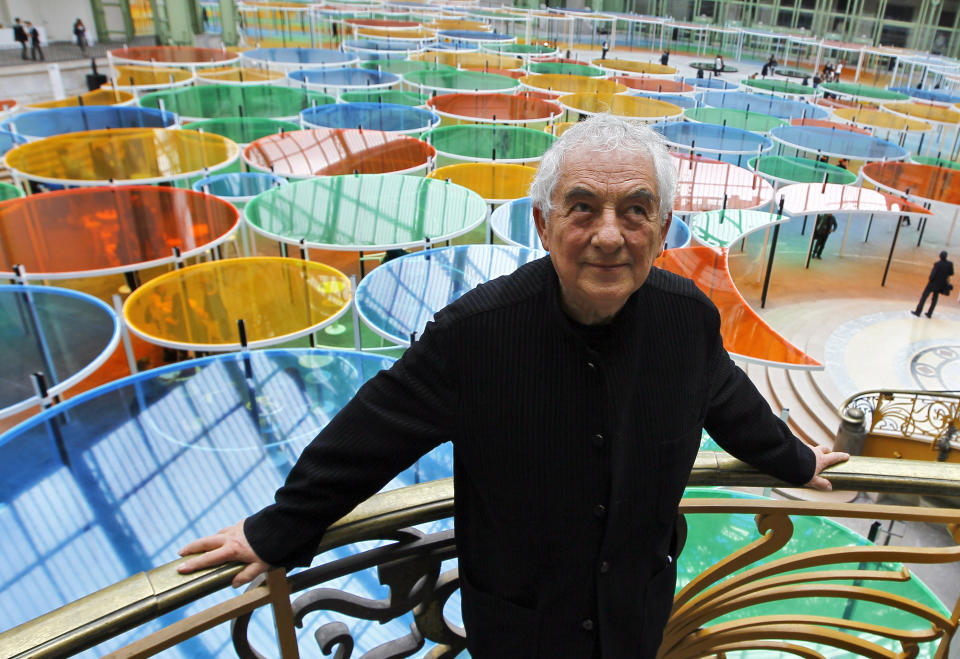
[[529, 114, 676, 225]]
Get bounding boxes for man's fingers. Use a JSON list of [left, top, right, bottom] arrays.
[[177, 546, 236, 574], [807, 475, 833, 491], [232, 561, 270, 589], [822, 450, 850, 468], [179, 534, 226, 557]]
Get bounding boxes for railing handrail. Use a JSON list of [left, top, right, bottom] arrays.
[[4, 453, 960, 659], [840, 388, 960, 417]]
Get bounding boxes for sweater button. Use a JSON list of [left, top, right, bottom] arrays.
[[593, 504, 607, 518], [581, 618, 595, 632], [592, 433, 605, 447], [586, 361, 597, 371], [599, 561, 610, 573]]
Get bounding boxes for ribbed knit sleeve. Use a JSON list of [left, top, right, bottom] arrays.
[[244, 316, 457, 568]]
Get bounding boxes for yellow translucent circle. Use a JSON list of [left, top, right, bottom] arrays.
[[592, 58, 675, 76], [558, 93, 682, 119], [357, 27, 436, 40], [197, 66, 287, 84], [26, 89, 135, 110], [112, 65, 193, 88], [833, 108, 932, 132], [882, 101, 960, 125], [428, 162, 537, 202], [411, 51, 523, 70], [123, 256, 352, 350], [519, 74, 626, 95]]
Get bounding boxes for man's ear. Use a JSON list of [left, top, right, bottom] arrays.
[[533, 205, 550, 251], [657, 215, 673, 256]]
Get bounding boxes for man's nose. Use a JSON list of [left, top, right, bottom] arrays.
[[593, 209, 624, 251]]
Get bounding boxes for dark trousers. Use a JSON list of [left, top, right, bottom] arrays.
[[812, 235, 828, 258], [19, 41, 27, 59], [31, 43, 43, 60], [915, 284, 941, 317]]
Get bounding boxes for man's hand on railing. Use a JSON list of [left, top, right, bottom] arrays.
[[805, 444, 850, 491], [177, 520, 271, 588]]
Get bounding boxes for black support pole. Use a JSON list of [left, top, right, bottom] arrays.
[[881, 216, 905, 287]]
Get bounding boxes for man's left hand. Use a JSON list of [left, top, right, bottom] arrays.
[[805, 444, 850, 491]]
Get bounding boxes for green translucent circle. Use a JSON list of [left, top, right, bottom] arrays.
[[912, 155, 960, 171], [820, 82, 910, 101], [403, 69, 520, 93], [0, 181, 24, 201], [685, 107, 787, 133], [340, 89, 428, 106], [484, 43, 555, 55], [183, 117, 300, 143], [742, 78, 815, 96], [140, 85, 335, 120], [424, 124, 556, 161], [359, 59, 455, 75], [748, 155, 857, 184], [527, 62, 605, 77]]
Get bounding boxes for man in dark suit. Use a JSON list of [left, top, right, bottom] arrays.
[[12, 18, 27, 60], [178, 115, 847, 657], [912, 250, 954, 318]]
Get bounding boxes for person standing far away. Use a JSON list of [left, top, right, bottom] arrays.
[[26, 21, 43, 61], [812, 213, 837, 259], [714, 52, 724, 75], [175, 114, 848, 659], [12, 18, 28, 60], [660, 49, 669, 66], [912, 251, 954, 318], [73, 19, 87, 54]]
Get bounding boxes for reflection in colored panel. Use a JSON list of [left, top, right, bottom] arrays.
[[777, 183, 932, 220], [244, 174, 487, 250], [684, 107, 786, 133], [4, 128, 239, 186], [0, 285, 120, 419], [340, 89, 428, 106], [559, 94, 682, 121], [356, 245, 545, 345], [301, 103, 440, 135], [403, 69, 520, 94], [139, 85, 335, 121], [0, 186, 239, 279], [748, 155, 857, 185], [490, 197, 691, 251], [655, 247, 819, 368], [2, 107, 177, 141], [0, 348, 409, 655], [25, 89, 136, 110], [427, 162, 537, 203], [110, 45, 241, 66], [699, 91, 828, 120], [673, 154, 775, 214], [819, 81, 909, 102], [426, 92, 561, 124], [123, 257, 351, 351], [243, 128, 436, 177], [769, 125, 908, 161], [182, 117, 300, 145], [519, 74, 625, 96], [688, 209, 789, 248], [425, 124, 555, 162], [861, 162, 960, 206]]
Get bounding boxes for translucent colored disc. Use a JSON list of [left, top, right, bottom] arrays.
[[655, 247, 820, 368], [912, 155, 960, 171], [403, 69, 520, 93], [814, 95, 878, 111], [741, 78, 815, 96], [357, 26, 436, 40], [819, 81, 909, 101], [748, 155, 857, 185], [0, 181, 23, 201], [193, 172, 287, 202], [359, 59, 456, 75], [0, 186, 239, 278], [427, 92, 560, 122], [245, 174, 486, 250], [182, 117, 300, 144], [684, 107, 787, 133], [346, 18, 420, 28], [287, 67, 401, 91], [437, 29, 513, 43], [519, 74, 626, 96], [426, 19, 490, 31], [777, 182, 932, 219], [789, 118, 872, 135], [673, 154, 775, 213], [769, 125, 908, 161], [832, 108, 932, 132], [699, 91, 828, 120], [2, 107, 177, 140], [243, 128, 435, 177], [861, 161, 960, 206], [123, 257, 352, 351], [240, 47, 357, 69], [424, 124, 555, 162], [139, 85, 335, 121], [688, 209, 789, 248], [195, 66, 287, 84], [26, 89, 135, 110], [655, 122, 773, 155], [527, 62, 605, 77], [593, 58, 674, 76], [612, 76, 694, 94], [887, 86, 960, 105], [341, 89, 428, 106], [682, 77, 738, 91], [4, 128, 239, 186], [356, 244, 546, 345], [0, 129, 26, 157], [427, 162, 537, 202], [111, 65, 194, 89], [410, 51, 523, 70], [301, 103, 439, 134], [632, 92, 697, 109], [559, 93, 682, 120], [0, 285, 120, 418], [109, 46, 240, 66], [882, 101, 960, 125], [481, 43, 555, 57]]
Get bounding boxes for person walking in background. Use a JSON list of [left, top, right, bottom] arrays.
[[660, 49, 670, 66], [912, 251, 954, 318], [812, 213, 837, 259], [73, 19, 87, 54], [26, 21, 43, 61], [714, 52, 724, 75], [12, 18, 28, 60]]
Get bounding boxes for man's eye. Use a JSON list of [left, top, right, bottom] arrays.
[[628, 205, 652, 217], [571, 202, 592, 213]]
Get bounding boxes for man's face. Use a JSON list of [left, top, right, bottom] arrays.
[[533, 147, 670, 325]]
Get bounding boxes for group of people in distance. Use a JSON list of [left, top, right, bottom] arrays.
[[10, 17, 87, 61]]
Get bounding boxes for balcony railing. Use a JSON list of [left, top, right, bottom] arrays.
[[3, 454, 960, 659]]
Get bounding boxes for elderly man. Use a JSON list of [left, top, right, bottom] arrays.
[[179, 114, 846, 658]]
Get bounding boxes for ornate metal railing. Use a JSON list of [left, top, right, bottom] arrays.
[[3, 455, 960, 659], [842, 389, 960, 453]]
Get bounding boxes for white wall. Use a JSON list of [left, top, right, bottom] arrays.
[[4, 0, 96, 43]]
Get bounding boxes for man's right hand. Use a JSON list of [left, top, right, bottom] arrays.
[[177, 520, 271, 588]]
